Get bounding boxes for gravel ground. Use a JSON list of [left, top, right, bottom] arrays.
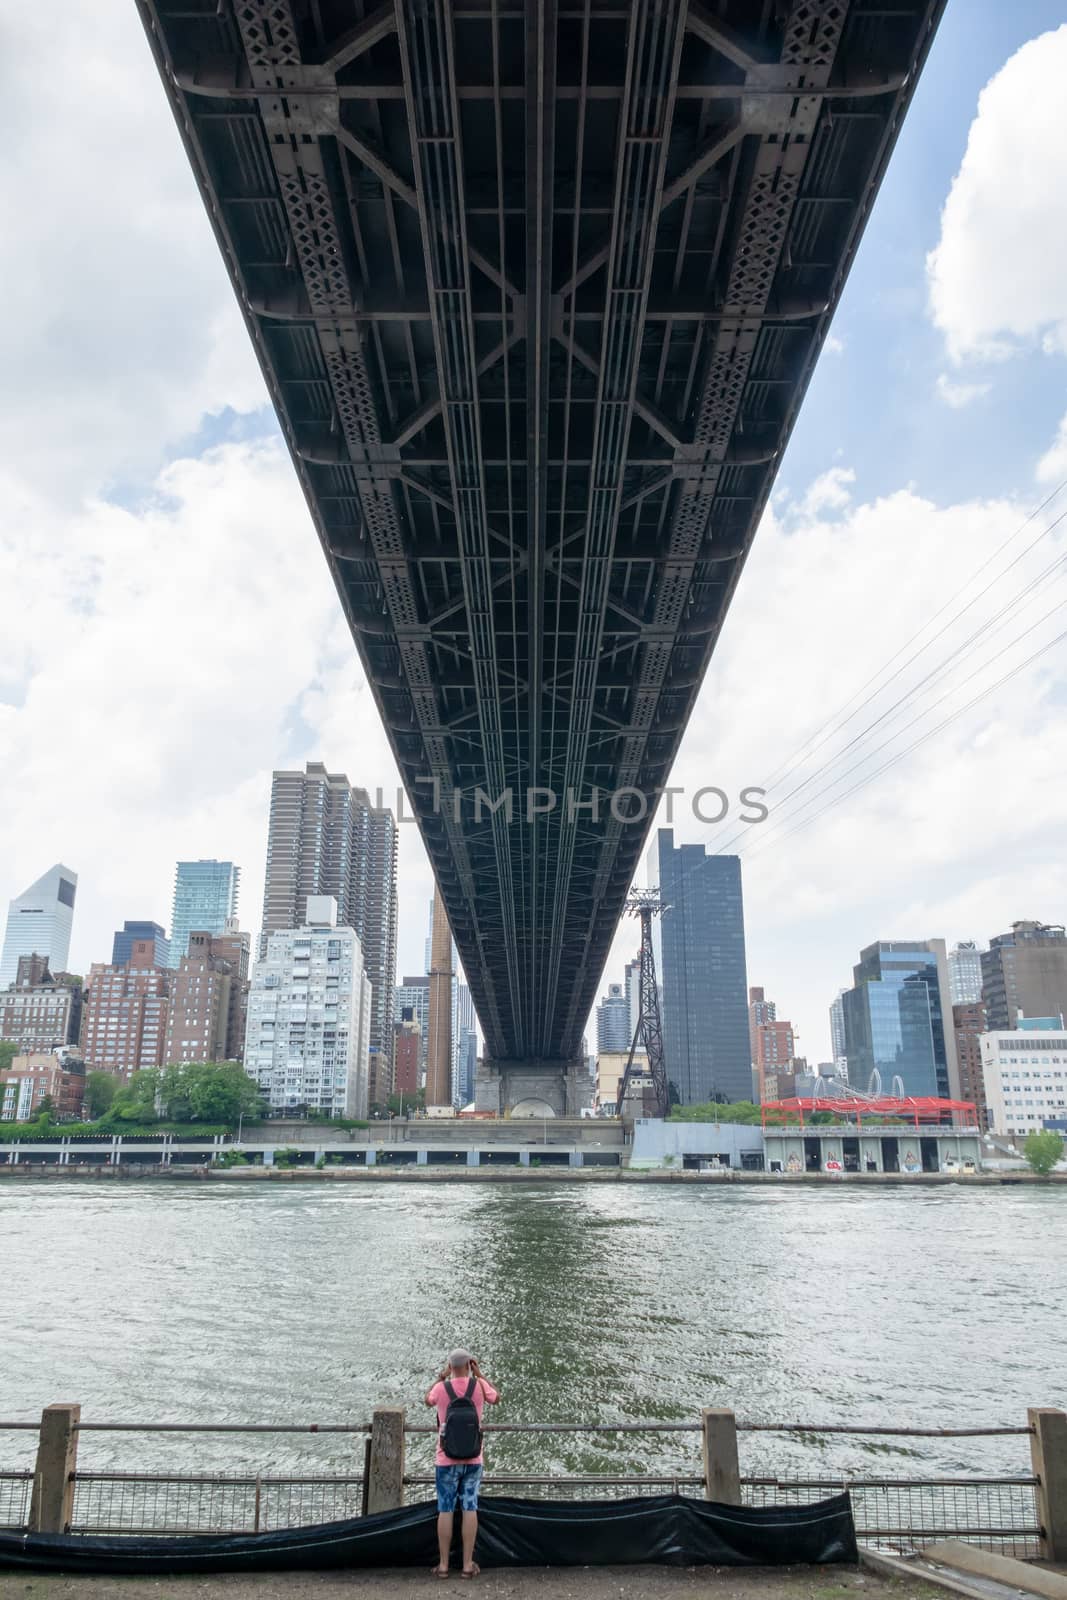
[[0, 1565, 948, 1600]]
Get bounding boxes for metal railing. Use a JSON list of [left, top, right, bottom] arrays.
[[1, 1407, 1057, 1561], [69, 1472, 367, 1536], [0, 1470, 32, 1532]]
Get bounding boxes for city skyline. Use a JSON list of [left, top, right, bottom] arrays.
[[2, 7, 1067, 1067], [1, 832, 1045, 1070]]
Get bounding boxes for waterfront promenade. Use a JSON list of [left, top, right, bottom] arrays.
[[0, 1562, 944, 1599]]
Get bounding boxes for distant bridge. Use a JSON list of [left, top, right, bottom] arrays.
[[138, 0, 944, 1110]]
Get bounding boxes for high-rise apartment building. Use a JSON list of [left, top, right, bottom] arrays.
[[0, 865, 78, 990], [842, 940, 959, 1099], [981, 923, 1067, 1032], [624, 957, 642, 1046], [163, 928, 250, 1065], [260, 764, 398, 1103], [829, 989, 847, 1072], [649, 831, 750, 1105], [82, 940, 170, 1079], [596, 982, 631, 1053], [244, 896, 373, 1119], [749, 986, 795, 1101], [113, 921, 170, 969], [452, 981, 475, 1105], [0, 958, 82, 1054], [948, 941, 983, 1006], [953, 1000, 988, 1128], [169, 861, 240, 968], [456, 1028, 478, 1107]]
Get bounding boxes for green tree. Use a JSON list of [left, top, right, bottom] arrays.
[[185, 1062, 259, 1124], [35, 1094, 56, 1124], [668, 1099, 764, 1125], [1023, 1128, 1064, 1177], [151, 1062, 259, 1127], [109, 1068, 162, 1124], [84, 1071, 119, 1120], [387, 1088, 425, 1115], [0, 1040, 17, 1075]]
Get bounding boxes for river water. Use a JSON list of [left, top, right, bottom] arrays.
[[4, 1182, 1064, 1487]]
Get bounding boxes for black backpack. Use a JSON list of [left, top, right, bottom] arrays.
[[440, 1377, 482, 1461]]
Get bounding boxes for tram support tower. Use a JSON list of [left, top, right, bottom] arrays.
[[618, 890, 670, 1119]]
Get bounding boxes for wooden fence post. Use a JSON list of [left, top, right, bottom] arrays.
[[366, 1405, 406, 1513], [702, 1407, 740, 1504], [28, 1404, 80, 1534], [1029, 1407, 1067, 1562]]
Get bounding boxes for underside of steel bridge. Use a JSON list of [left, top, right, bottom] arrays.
[[140, 0, 944, 1107]]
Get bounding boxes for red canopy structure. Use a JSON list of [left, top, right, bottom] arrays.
[[761, 1095, 978, 1130]]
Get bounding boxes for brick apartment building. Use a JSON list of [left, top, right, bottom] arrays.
[[163, 928, 250, 1065], [954, 1000, 989, 1129], [81, 939, 170, 1079], [0, 1051, 86, 1121], [394, 1014, 421, 1097], [749, 986, 796, 1102], [0, 956, 83, 1054]]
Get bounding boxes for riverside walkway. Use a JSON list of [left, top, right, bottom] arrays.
[[0, 1563, 944, 1599]]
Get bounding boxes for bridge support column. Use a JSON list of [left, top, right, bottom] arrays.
[[416, 1149, 428, 1166], [476, 1058, 591, 1117], [466, 1150, 481, 1167]]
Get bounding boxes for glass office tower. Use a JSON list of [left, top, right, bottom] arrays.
[[842, 940, 956, 1098], [649, 830, 750, 1105], [169, 860, 240, 968], [0, 865, 78, 989]]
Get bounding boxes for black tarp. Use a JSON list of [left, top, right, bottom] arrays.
[[0, 1492, 857, 1575]]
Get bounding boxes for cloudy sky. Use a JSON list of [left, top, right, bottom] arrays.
[[2, 2, 1066, 1066]]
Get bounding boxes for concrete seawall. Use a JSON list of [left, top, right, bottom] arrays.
[[0, 1163, 1063, 1186]]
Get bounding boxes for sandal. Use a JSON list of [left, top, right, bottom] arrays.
[[460, 1564, 480, 1580], [431, 1565, 450, 1579]]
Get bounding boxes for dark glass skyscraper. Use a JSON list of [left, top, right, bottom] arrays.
[[842, 940, 958, 1098], [649, 830, 750, 1105]]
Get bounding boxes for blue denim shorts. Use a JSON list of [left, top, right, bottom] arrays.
[[435, 1463, 483, 1513]]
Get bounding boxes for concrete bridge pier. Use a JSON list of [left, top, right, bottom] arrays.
[[475, 1058, 591, 1118]]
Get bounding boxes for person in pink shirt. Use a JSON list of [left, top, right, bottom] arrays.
[[425, 1348, 501, 1579]]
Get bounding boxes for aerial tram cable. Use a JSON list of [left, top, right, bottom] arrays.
[[699, 477, 1067, 856], [750, 476, 1067, 796], [711, 554, 1067, 856], [735, 622, 1067, 863]]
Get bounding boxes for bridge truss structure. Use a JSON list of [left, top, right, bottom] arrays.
[[138, 0, 945, 1086]]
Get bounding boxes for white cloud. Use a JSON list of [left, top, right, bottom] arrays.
[[0, 441, 406, 977], [797, 466, 855, 517], [927, 25, 1067, 363], [1037, 412, 1067, 484], [936, 372, 991, 409], [823, 334, 845, 356], [0, 4, 267, 501]]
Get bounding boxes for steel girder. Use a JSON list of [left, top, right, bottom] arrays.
[[137, 0, 946, 1064]]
